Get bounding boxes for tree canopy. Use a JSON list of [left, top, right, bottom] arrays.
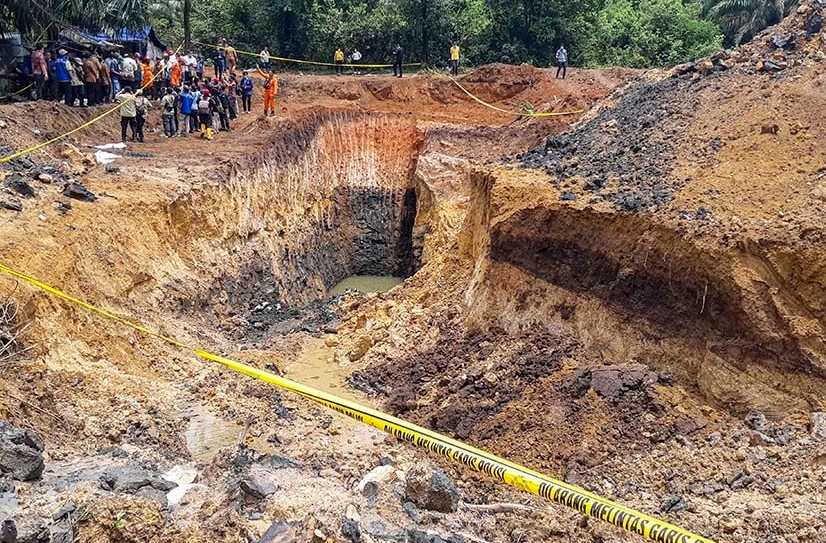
[[2, 0, 795, 68]]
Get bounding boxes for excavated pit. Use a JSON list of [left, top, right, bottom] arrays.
[[157, 112, 425, 333]]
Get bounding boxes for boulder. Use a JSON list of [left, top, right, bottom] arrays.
[[403, 465, 459, 513], [0, 422, 45, 481]]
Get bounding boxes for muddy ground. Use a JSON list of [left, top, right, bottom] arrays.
[[0, 12, 825, 543]]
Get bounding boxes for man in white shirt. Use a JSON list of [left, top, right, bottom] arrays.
[[260, 47, 270, 71], [351, 49, 362, 75]]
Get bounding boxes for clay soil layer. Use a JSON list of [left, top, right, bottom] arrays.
[[0, 50, 824, 543]]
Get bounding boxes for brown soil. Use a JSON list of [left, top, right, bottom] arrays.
[[0, 33, 824, 543]]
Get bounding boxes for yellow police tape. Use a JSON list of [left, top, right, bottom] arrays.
[[0, 261, 717, 543], [448, 76, 584, 118], [0, 83, 34, 100], [0, 45, 183, 165], [195, 41, 419, 69]]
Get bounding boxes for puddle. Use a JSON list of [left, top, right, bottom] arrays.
[[329, 275, 403, 296], [178, 401, 243, 463], [284, 338, 362, 404]]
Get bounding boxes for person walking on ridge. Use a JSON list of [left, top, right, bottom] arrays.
[[555, 44, 568, 79], [260, 47, 271, 71], [393, 45, 404, 78], [334, 48, 345, 74], [449, 43, 460, 76], [351, 48, 362, 75], [256, 66, 278, 117], [224, 39, 238, 75]]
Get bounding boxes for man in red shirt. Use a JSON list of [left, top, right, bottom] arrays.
[[31, 44, 48, 100]]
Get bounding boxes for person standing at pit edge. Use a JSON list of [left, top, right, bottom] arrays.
[[31, 44, 48, 100], [256, 66, 278, 117], [449, 43, 460, 76], [240, 71, 253, 113], [393, 44, 404, 78], [115, 86, 137, 142], [352, 48, 362, 75], [555, 44, 568, 79], [334, 48, 345, 74]]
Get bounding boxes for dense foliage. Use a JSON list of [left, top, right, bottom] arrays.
[[4, 0, 798, 68]]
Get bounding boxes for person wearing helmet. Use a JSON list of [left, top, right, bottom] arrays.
[[256, 66, 278, 117], [196, 88, 216, 140]]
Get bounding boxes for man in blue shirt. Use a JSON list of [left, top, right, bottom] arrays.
[[555, 44, 568, 79], [54, 49, 73, 105], [179, 85, 198, 135]]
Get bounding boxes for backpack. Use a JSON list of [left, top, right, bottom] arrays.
[[197, 98, 211, 115], [136, 98, 148, 116]]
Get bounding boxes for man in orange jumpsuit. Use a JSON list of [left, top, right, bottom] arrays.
[[170, 58, 183, 89], [256, 66, 278, 117], [140, 58, 155, 98]]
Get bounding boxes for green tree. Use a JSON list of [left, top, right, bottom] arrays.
[[583, 0, 722, 67], [1, 0, 149, 40], [702, 0, 796, 45]]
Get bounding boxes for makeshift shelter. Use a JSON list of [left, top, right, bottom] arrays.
[[93, 26, 167, 60]]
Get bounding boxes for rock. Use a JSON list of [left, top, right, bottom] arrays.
[[719, 517, 743, 534], [559, 191, 577, 201], [697, 59, 715, 75], [104, 164, 120, 174], [659, 494, 688, 513], [100, 466, 152, 493], [355, 465, 395, 492], [312, 528, 326, 543], [404, 465, 459, 513], [61, 181, 96, 202], [3, 174, 35, 198], [1, 520, 16, 543], [761, 123, 779, 135], [0, 422, 45, 481], [6, 516, 46, 543], [345, 504, 361, 523], [135, 485, 168, 508], [240, 476, 277, 499], [807, 14, 823, 37], [55, 201, 71, 215], [726, 470, 755, 490], [674, 62, 697, 75], [810, 412, 826, 440], [403, 501, 423, 523], [36, 173, 53, 183], [340, 519, 361, 542], [347, 336, 373, 362], [256, 521, 295, 543], [761, 59, 788, 72], [51, 501, 76, 520], [771, 34, 794, 49], [744, 410, 767, 432], [1, 200, 22, 212], [48, 519, 73, 543]]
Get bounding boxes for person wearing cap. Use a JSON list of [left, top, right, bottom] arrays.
[[69, 56, 85, 106], [54, 49, 72, 105], [115, 86, 137, 142], [31, 44, 48, 100]]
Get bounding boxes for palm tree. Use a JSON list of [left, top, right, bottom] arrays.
[[1, 0, 149, 41], [702, 0, 799, 45]]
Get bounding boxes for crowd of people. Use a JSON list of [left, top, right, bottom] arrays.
[[25, 37, 572, 144]]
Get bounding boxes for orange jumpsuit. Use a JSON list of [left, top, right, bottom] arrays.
[[170, 61, 182, 88], [257, 67, 278, 115], [140, 63, 154, 89]]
